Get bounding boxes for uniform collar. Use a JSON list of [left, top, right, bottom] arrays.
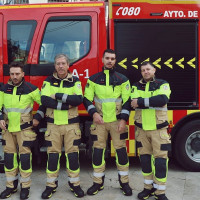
[[139, 77, 156, 84], [102, 66, 115, 74], [8, 78, 24, 87], [53, 71, 73, 82]]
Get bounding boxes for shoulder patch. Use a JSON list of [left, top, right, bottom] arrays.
[[163, 85, 169, 90], [126, 84, 130, 90], [77, 83, 81, 89]]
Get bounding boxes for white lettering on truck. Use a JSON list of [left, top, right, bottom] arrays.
[[164, 10, 198, 18], [116, 7, 141, 16]]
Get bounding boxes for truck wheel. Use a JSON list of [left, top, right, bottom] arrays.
[[174, 120, 200, 171]]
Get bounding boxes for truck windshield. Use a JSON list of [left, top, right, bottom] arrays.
[[7, 20, 37, 64], [39, 19, 90, 65]]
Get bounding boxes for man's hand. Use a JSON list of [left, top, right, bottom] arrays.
[[118, 119, 127, 132], [33, 119, 39, 127], [0, 120, 6, 130], [50, 94, 56, 99], [93, 112, 104, 124], [131, 98, 139, 109]]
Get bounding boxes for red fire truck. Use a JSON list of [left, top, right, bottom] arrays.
[[0, 0, 200, 172]]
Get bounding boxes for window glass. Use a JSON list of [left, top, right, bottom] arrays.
[[7, 20, 37, 64], [39, 20, 90, 64]]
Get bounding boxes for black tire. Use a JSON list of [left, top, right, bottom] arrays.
[[174, 120, 200, 171]]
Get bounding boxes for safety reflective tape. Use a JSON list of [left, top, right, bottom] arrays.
[[144, 179, 153, 184], [136, 107, 167, 111], [93, 172, 105, 177], [3, 107, 32, 113], [68, 177, 80, 183], [57, 102, 62, 110], [118, 171, 129, 176], [62, 94, 68, 103], [0, 3, 104, 10], [144, 98, 150, 107], [37, 110, 44, 118], [121, 109, 130, 115], [6, 175, 18, 182], [47, 177, 58, 183], [87, 104, 95, 112], [20, 176, 31, 183], [153, 183, 166, 190], [94, 97, 122, 103]]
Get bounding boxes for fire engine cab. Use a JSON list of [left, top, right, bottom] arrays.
[[0, 0, 200, 172]]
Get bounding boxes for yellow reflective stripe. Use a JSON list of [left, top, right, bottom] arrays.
[[142, 171, 153, 177], [0, 3, 104, 9], [104, 70, 109, 86]]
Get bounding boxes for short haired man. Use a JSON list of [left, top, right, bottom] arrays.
[[0, 62, 44, 199], [131, 61, 171, 200], [83, 49, 132, 196], [41, 54, 84, 199]]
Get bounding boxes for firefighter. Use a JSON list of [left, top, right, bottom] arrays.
[[0, 62, 44, 200], [83, 49, 132, 196], [131, 61, 171, 200], [40, 54, 84, 199]]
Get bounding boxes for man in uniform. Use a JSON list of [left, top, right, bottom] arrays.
[[40, 54, 84, 199], [131, 61, 171, 200], [83, 49, 132, 196], [0, 62, 44, 199]]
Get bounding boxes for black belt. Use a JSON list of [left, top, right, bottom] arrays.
[[45, 116, 80, 124], [135, 121, 169, 130]]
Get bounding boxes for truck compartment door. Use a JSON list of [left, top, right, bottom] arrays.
[[114, 19, 198, 109]]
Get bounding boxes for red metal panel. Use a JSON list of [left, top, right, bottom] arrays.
[[129, 125, 135, 140], [173, 110, 187, 124], [126, 140, 129, 153]]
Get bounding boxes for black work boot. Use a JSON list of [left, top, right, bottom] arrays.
[[87, 182, 104, 195], [20, 187, 30, 200], [0, 179, 18, 199], [154, 193, 168, 200], [119, 182, 132, 196], [0, 187, 17, 199], [138, 188, 156, 200], [87, 175, 105, 195], [41, 181, 58, 199], [118, 176, 132, 196], [68, 182, 84, 198]]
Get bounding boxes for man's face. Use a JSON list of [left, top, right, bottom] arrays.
[[55, 56, 69, 79], [10, 67, 24, 86], [141, 64, 156, 82], [102, 52, 116, 69]]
